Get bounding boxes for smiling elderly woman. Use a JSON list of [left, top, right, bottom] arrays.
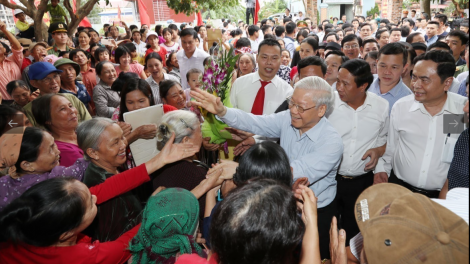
[[77, 117, 150, 242], [32, 94, 84, 167]]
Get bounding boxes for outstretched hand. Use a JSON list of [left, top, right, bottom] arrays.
[[190, 89, 226, 116], [295, 185, 318, 227], [159, 132, 199, 165], [207, 160, 238, 180]]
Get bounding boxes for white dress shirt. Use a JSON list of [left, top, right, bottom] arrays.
[[145, 73, 180, 104], [376, 93, 467, 190], [327, 92, 390, 176], [176, 48, 210, 90], [249, 38, 260, 54], [230, 71, 292, 115]]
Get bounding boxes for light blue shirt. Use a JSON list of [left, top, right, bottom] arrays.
[[368, 76, 412, 114], [221, 109, 344, 208], [427, 35, 438, 46]]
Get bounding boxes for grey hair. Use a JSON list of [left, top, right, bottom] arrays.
[[76, 117, 116, 160], [157, 110, 199, 150], [294, 76, 335, 113]]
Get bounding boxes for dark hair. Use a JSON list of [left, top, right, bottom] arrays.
[[296, 29, 309, 43], [261, 25, 271, 35], [95, 60, 114, 76], [119, 77, 155, 121], [235, 37, 251, 49], [427, 41, 451, 52], [359, 23, 372, 31], [111, 71, 139, 93], [186, 68, 202, 83], [297, 56, 327, 76], [166, 51, 178, 68], [69, 49, 90, 62], [339, 59, 374, 90], [381, 19, 390, 25], [123, 42, 136, 53], [162, 28, 172, 38], [341, 33, 362, 47], [210, 179, 304, 264], [352, 19, 359, 24], [58, 50, 70, 57], [32, 94, 68, 131], [263, 34, 276, 40], [428, 21, 440, 28], [6, 80, 29, 96], [400, 26, 410, 37], [301, 38, 319, 53], [114, 46, 131, 64], [155, 25, 163, 36], [230, 28, 242, 38], [0, 177, 86, 246], [435, 14, 448, 24], [145, 52, 163, 67], [283, 17, 292, 24], [362, 38, 379, 49], [233, 142, 292, 187], [390, 27, 402, 35], [377, 43, 408, 66], [448, 30, 469, 46], [342, 23, 352, 30], [324, 32, 339, 42], [94, 47, 109, 62], [275, 26, 285, 37], [285, 22, 297, 34], [258, 38, 282, 55], [414, 50, 456, 83], [0, 105, 20, 136], [159, 80, 182, 102], [364, 50, 378, 61], [129, 25, 138, 32], [248, 25, 260, 36], [406, 32, 423, 44], [168, 24, 178, 33], [290, 50, 301, 68], [180, 28, 198, 39], [403, 18, 415, 27], [325, 50, 349, 64]]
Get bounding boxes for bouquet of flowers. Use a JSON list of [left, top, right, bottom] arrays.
[[199, 46, 240, 146]]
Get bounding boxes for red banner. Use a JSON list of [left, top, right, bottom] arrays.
[[255, 0, 260, 24], [137, 0, 150, 26]]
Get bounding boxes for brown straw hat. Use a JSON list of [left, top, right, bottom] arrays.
[[355, 183, 469, 264]]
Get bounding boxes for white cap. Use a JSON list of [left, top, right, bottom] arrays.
[[146, 31, 158, 39], [14, 9, 24, 16]]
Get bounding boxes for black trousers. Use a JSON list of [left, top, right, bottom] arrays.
[[18, 26, 35, 39], [335, 171, 374, 246], [389, 170, 440, 198], [246, 7, 255, 25], [317, 199, 337, 260]]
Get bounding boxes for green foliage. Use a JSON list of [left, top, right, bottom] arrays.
[[166, 0, 240, 16], [259, 0, 287, 19], [367, 3, 380, 17], [202, 3, 246, 22], [58, 1, 103, 24]]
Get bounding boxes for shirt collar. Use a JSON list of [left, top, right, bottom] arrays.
[[183, 49, 201, 59], [371, 77, 406, 97], [303, 117, 327, 142], [250, 71, 279, 87], [337, 92, 373, 110], [409, 93, 461, 114], [99, 80, 112, 89]]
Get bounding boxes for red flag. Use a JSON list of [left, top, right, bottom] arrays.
[[197, 12, 203, 26], [254, 0, 260, 24], [72, 0, 92, 27], [137, 0, 150, 26], [117, 5, 122, 20]]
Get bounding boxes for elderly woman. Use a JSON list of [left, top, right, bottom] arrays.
[[6, 80, 38, 108], [232, 53, 256, 85], [129, 188, 206, 264], [54, 58, 92, 111], [77, 30, 91, 52], [32, 94, 83, 167], [0, 126, 90, 210], [145, 52, 180, 104], [94, 61, 120, 117], [0, 131, 216, 264], [153, 110, 207, 220], [159, 80, 187, 110], [77, 118, 145, 241]]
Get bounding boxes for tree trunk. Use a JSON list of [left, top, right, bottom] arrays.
[[450, 0, 464, 15], [63, 0, 100, 38], [421, 0, 430, 17]]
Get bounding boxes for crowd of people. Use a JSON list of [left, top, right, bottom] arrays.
[[0, 5, 469, 264]]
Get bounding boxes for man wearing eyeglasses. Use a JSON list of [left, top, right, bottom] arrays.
[[341, 34, 362, 60], [22, 62, 91, 127], [191, 76, 343, 260]]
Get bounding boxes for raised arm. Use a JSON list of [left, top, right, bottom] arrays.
[[0, 21, 21, 51]]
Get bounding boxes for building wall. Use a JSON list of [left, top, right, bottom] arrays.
[[0, 4, 15, 29], [142, 0, 195, 24]]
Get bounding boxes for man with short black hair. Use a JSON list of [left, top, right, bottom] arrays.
[[283, 8, 292, 19], [411, 9, 417, 21], [284, 22, 297, 57], [445, 30, 469, 66], [359, 23, 372, 39], [341, 34, 362, 59], [325, 50, 349, 88], [375, 51, 467, 198], [426, 21, 440, 45], [248, 25, 261, 54], [368, 43, 412, 112], [361, 38, 379, 58], [389, 28, 402, 43], [275, 26, 285, 39], [433, 14, 448, 37], [351, 19, 360, 34], [341, 14, 347, 24], [177, 28, 210, 89]]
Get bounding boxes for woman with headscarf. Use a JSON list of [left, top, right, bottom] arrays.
[[129, 188, 206, 264]]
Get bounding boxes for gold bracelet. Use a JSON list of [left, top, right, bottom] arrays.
[[321, 259, 329, 264]]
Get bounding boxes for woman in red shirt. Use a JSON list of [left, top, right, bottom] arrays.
[[0, 133, 223, 264]]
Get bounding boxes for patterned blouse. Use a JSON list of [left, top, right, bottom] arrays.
[[59, 81, 91, 110]]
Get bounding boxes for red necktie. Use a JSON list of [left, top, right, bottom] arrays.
[[251, 80, 271, 115]]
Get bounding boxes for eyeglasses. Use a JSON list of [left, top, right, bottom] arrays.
[[39, 74, 60, 84], [286, 96, 316, 114], [343, 44, 359, 49], [180, 118, 193, 130]]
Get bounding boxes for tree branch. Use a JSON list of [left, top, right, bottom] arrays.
[[63, 0, 75, 18], [0, 1, 28, 14], [451, 0, 464, 14], [78, 0, 99, 18]]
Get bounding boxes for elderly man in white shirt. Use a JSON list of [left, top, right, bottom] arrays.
[[228, 39, 293, 155], [375, 50, 468, 198], [176, 28, 209, 90], [327, 59, 389, 245]]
